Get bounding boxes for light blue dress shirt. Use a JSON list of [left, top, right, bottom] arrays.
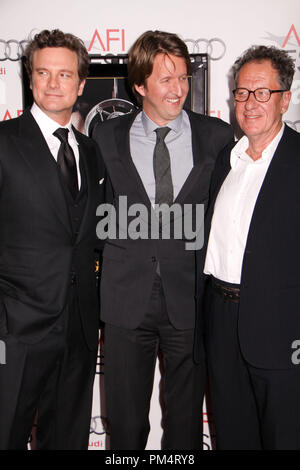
[[130, 110, 193, 207]]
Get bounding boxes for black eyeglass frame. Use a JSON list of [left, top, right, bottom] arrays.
[[232, 87, 288, 102]]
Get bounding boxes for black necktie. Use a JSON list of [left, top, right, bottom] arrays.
[[153, 127, 173, 205], [53, 127, 78, 199]]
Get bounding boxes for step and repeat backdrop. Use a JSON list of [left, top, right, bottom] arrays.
[[0, 0, 299, 450]]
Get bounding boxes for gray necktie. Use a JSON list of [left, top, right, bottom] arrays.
[[153, 128, 172, 277], [153, 127, 173, 206], [53, 127, 79, 199]]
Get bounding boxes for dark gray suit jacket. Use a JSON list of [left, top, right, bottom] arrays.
[[93, 109, 234, 346]]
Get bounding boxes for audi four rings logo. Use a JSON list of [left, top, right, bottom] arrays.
[[184, 38, 226, 60], [286, 120, 300, 132], [0, 37, 226, 61], [0, 39, 29, 61], [90, 416, 106, 435]]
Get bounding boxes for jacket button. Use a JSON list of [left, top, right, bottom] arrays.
[[70, 272, 76, 284]]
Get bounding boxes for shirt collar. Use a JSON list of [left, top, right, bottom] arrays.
[[30, 103, 78, 145], [141, 109, 183, 137], [230, 123, 285, 169]]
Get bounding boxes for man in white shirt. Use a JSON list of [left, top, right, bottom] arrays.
[[0, 29, 104, 449], [202, 45, 300, 449]]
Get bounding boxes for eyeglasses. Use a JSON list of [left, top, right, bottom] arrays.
[[232, 87, 288, 103]]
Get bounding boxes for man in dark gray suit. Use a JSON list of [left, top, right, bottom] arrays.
[[93, 30, 233, 450]]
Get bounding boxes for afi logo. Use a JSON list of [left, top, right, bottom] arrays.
[[282, 24, 300, 48], [88, 29, 125, 53], [283, 25, 300, 107]]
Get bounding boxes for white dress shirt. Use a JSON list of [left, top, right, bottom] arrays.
[[30, 103, 81, 188], [204, 124, 284, 284]]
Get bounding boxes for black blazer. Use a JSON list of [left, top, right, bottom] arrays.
[[0, 108, 105, 348], [200, 125, 300, 369], [93, 109, 234, 336]]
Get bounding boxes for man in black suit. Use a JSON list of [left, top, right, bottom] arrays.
[[202, 45, 300, 449], [93, 30, 233, 450], [0, 29, 104, 449]]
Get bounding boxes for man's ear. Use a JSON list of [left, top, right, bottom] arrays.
[[78, 79, 86, 97], [281, 90, 291, 114], [134, 83, 146, 98]]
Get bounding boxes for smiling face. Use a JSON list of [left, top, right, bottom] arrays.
[[30, 47, 85, 125], [235, 60, 291, 153], [134, 53, 189, 126]]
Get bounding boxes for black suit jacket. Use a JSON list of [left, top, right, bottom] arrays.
[[93, 109, 233, 342], [0, 108, 105, 348], [200, 124, 300, 369]]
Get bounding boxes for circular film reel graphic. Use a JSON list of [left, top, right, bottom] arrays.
[[84, 98, 136, 135]]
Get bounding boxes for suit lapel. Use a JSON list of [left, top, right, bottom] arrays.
[[174, 110, 218, 205], [210, 148, 232, 204], [244, 126, 295, 249], [73, 128, 97, 242], [114, 109, 216, 207], [113, 110, 153, 210], [206, 128, 291, 243], [203, 142, 232, 248], [208, 126, 295, 272], [111, 109, 223, 210], [14, 109, 72, 235]]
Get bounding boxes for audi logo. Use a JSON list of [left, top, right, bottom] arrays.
[[0, 37, 227, 62], [184, 38, 226, 61], [0, 39, 29, 61], [286, 120, 300, 133], [90, 415, 107, 435]]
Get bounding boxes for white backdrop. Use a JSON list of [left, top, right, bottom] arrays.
[[0, 0, 299, 450]]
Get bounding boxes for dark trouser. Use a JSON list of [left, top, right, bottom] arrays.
[[0, 286, 97, 450], [205, 277, 300, 450], [104, 275, 205, 450]]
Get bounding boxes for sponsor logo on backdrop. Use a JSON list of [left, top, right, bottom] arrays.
[[1, 110, 23, 120], [90, 416, 106, 436], [264, 24, 300, 130], [87, 29, 126, 54], [263, 24, 300, 51], [0, 32, 227, 62], [286, 119, 300, 132], [184, 37, 226, 118], [0, 29, 127, 60], [86, 31, 227, 63], [0, 39, 28, 61], [0, 78, 6, 105], [184, 38, 226, 61], [88, 440, 104, 448]]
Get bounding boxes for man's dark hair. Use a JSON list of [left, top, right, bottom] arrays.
[[128, 30, 190, 104], [232, 45, 295, 90], [24, 29, 90, 83]]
